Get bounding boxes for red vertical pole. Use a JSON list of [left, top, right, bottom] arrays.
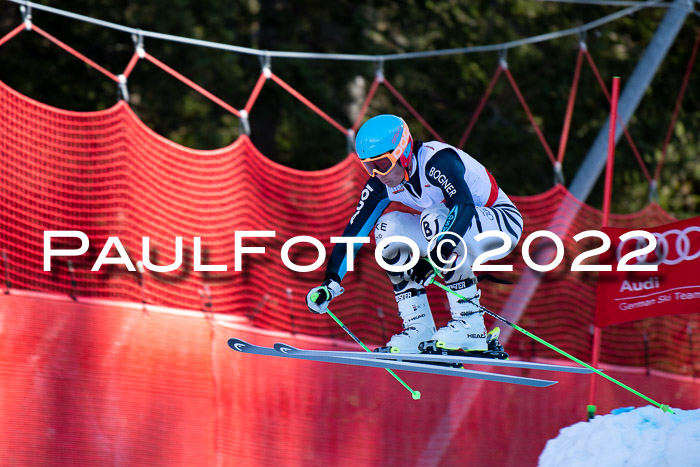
[[601, 76, 620, 228], [588, 76, 621, 420], [587, 327, 603, 420]]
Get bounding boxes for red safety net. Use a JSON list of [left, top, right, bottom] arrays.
[[2, 77, 699, 377], [1, 16, 699, 466], [1, 292, 699, 466], [2, 58, 700, 463]]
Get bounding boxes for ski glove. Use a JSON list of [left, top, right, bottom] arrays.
[[306, 278, 344, 314], [409, 257, 442, 287]]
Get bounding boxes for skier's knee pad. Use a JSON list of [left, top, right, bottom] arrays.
[[375, 212, 423, 293], [374, 211, 408, 243], [374, 211, 422, 261]]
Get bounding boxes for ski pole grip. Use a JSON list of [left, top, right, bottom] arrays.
[[311, 287, 331, 303]]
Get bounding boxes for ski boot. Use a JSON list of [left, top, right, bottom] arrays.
[[418, 278, 508, 360], [374, 290, 436, 354]]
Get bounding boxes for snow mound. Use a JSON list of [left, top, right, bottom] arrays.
[[539, 406, 700, 466]]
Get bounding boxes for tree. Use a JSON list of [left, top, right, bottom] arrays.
[[0, 0, 697, 218]]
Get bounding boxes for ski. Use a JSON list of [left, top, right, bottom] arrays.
[[228, 338, 557, 387], [273, 343, 593, 374]]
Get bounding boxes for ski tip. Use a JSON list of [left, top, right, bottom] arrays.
[[227, 338, 249, 351], [273, 342, 298, 354]]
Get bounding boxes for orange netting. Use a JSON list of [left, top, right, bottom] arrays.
[[1, 78, 698, 378]]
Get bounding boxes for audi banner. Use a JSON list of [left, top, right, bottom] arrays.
[[595, 216, 700, 328]]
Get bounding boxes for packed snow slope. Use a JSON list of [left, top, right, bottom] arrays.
[[539, 406, 700, 466]]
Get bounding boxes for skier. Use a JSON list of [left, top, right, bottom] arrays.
[[306, 114, 523, 355]]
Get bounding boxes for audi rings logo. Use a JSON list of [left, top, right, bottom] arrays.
[[617, 227, 700, 266]]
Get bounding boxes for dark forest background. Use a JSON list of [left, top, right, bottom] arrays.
[[0, 0, 698, 218]]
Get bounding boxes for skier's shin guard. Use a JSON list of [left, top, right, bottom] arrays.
[[375, 211, 425, 294]]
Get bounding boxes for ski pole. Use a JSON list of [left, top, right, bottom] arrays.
[[430, 278, 674, 414], [310, 292, 421, 400]]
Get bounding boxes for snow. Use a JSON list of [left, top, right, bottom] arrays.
[[539, 406, 700, 467]]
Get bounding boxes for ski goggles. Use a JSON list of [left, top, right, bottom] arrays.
[[361, 151, 399, 177], [361, 124, 411, 177]]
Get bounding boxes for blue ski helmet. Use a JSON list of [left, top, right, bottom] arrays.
[[355, 115, 413, 168]]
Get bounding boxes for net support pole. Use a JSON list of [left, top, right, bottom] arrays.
[[587, 76, 620, 421], [568, 0, 692, 202]]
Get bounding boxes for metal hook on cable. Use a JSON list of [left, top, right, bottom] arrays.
[[117, 74, 129, 102], [132, 28, 145, 58], [346, 127, 356, 154], [578, 30, 588, 51], [648, 179, 660, 204], [553, 161, 565, 186], [259, 52, 271, 78], [118, 28, 145, 102], [20, 1, 33, 30], [375, 57, 385, 83], [498, 49, 508, 69]]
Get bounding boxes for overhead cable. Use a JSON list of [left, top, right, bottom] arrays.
[[6, 0, 665, 62]]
